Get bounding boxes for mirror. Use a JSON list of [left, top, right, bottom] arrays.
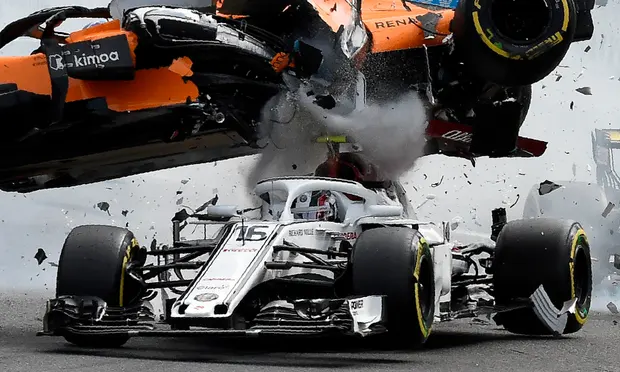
[[366, 205, 403, 217]]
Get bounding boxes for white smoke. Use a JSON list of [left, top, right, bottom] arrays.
[[246, 84, 430, 186]]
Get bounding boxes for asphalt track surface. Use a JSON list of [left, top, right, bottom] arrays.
[[1, 291, 619, 372]]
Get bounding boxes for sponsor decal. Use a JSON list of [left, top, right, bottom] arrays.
[[350, 299, 364, 310], [48, 51, 121, 71], [441, 129, 473, 144], [288, 228, 315, 236], [339, 232, 358, 240], [195, 284, 230, 291], [222, 248, 259, 252], [194, 293, 219, 302], [202, 277, 235, 281], [48, 54, 65, 71], [70, 51, 120, 67]]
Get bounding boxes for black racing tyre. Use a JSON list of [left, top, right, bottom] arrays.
[[56, 225, 143, 348], [452, 0, 577, 86], [522, 181, 614, 285], [493, 218, 592, 335], [349, 227, 435, 346]]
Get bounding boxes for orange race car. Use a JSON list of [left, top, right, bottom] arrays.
[[0, 0, 594, 192]]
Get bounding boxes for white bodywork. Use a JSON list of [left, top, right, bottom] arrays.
[[168, 176, 454, 322]]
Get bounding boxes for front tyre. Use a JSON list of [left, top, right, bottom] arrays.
[[349, 227, 435, 346], [493, 219, 592, 335], [56, 225, 144, 347]]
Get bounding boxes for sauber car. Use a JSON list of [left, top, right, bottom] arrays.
[[39, 173, 593, 347], [0, 0, 594, 193]]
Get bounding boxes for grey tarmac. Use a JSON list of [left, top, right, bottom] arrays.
[[1, 291, 618, 372]]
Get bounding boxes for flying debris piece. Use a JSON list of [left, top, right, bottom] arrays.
[[96, 201, 111, 215], [176, 197, 184, 205], [431, 176, 444, 187], [602, 202, 615, 218], [584, 45, 591, 53], [34, 248, 47, 265], [181, 179, 189, 184], [576, 87, 592, 95], [176, 190, 183, 195], [121, 210, 128, 217], [538, 180, 562, 195], [607, 301, 619, 314], [48, 262, 58, 267], [570, 101, 574, 110]]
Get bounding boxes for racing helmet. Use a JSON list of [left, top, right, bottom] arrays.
[[292, 190, 338, 221]]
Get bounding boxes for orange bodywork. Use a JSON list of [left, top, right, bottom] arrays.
[[0, 19, 199, 112], [217, 0, 455, 54], [359, 0, 454, 53]]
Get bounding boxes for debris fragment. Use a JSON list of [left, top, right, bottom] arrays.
[[431, 176, 444, 187], [607, 301, 619, 314], [576, 87, 592, 95], [538, 180, 562, 195], [584, 45, 591, 53], [176, 190, 183, 195], [570, 101, 574, 110], [34, 248, 47, 265], [602, 202, 615, 218], [176, 197, 184, 205], [96, 201, 111, 215], [48, 262, 58, 267], [121, 210, 128, 217], [509, 194, 520, 208], [181, 179, 189, 184]]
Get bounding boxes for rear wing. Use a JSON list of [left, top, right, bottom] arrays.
[[424, 119, 548, 160]]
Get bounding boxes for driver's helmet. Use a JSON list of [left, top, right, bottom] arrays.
[[292, 190, 338, 221]]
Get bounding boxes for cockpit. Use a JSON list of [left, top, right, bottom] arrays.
[[253, 175, 413, 223]]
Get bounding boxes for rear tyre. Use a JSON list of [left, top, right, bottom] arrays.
[[493, 218, 592, 335], [56, 225, 143, 348], [349, 227, 435, 346], [522, 181, 613, 285]]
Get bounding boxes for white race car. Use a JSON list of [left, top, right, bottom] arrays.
[[39, 175, 593, 348]]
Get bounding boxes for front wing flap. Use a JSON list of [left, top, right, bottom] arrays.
[[38, 295, 387, 339]]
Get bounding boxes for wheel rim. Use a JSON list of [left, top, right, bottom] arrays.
[[573, 246, 591, 308], [489, 0, 552, 44], [417, 256, 433, 319]]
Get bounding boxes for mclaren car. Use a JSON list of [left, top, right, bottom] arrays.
[[0, 0, 594, 192]]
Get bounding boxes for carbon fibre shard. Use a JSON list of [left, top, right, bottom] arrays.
[[529, 285, 577, 337]]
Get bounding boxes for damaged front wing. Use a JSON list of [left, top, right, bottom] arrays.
[[37, 295, 387, 339]]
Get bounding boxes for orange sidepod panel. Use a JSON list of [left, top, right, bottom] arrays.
[[360, 0, 454, 53], [0, 19, 199, 112], [306, 0, 356, 33]]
